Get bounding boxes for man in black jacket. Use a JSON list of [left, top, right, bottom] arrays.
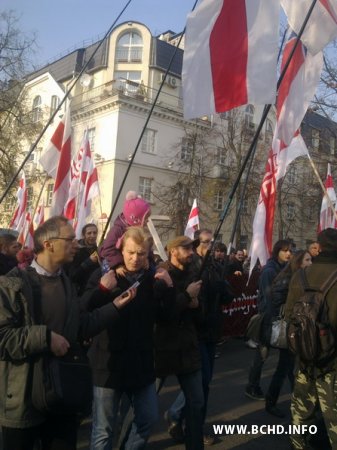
[[155, 235, 204, 450]]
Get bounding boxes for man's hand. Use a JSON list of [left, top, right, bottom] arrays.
[[154, 267, 173, 287], [186, 280, 202, 299], [113, 287, 137, 309], [90, 251, 99, 263], [50, 332, 70, 356], [187, 297, 199, 309], [100, 270, 117, 291]]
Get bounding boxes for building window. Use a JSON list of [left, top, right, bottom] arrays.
[[330, 136, 336, 155], [239, 235, 248, 249], [181, 138, 193, 162], [46, 183, 54, 207], [311, 128, 320, 150], [87, 127, 96, 152], [138, 177, 152, 202], [32, 95, 42, 123], [216, 147, 226, 166], [141, 129, 157, 154], [245, 104, 255, 129], [307, 204, 316, 222], [114, 71, 142, 93], [241, 198, 248, 214], [287, 165, 297, 184], [286, 202, 295, 221], [50, 95, 60, 117], [214, 190, 225, 211], [116, 31, 143, 63]]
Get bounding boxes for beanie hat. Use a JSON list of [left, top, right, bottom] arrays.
[[123, 191, 151, 226]]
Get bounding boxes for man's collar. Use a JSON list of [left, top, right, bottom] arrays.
[[31, 259, 62, 277]]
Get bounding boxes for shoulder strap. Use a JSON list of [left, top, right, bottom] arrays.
[[321, 267, 337, 297]]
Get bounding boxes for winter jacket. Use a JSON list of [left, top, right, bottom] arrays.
[[82, 267, 175, 390], [154, 259, 203, 377], [257, 258, 286, 314], [65, 240, 99, 294], [0, 266, 120, 429]]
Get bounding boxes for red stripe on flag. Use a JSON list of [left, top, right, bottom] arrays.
[[189, 208, 199, 220], [277, 38, 305, 117], [210, 0, 248, 112], [54, 137, 71, 190], [51, 122, 65, 152], [320, 0, 337, 24]]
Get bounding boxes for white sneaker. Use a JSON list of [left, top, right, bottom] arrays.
[[246, 338, 258, 349]]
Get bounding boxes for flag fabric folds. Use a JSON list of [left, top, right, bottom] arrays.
[[281, 0, 337, 55], [182, 0, 279, 119], [64, 131, 99, 238], [184, 199, 199, 239], [39, 107, 72, 215], [10, 172, 27, 230], [276, 32, 323, 146], [318, 163, 337, 231], [250, 135, 308, 271]]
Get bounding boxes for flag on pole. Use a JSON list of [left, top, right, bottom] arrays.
[[39, 106, 72, 215], [318, 163, 337, 231], [182, 0, 279, 119], [10, 171, 28, 230], [71, 132, 100, 238], [276, 32, 323, 146], [184, 199, 199, 239], [33, 204, 45, 228], [17, 211, 34, 248], [250, 135, 309, 272], [281, 0, 337, 55]]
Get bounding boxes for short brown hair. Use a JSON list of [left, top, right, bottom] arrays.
[[34, 216, 69, 254]]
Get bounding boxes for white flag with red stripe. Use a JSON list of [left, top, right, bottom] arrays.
[[71, 132, 100, 238], [17, 211, 34, 248], [281, 0, 337, 55], [33, 204, 45, 228], [10, 172, 28, 230], [250, 134, 308, 271], [182, 0, 279, 119], [318, 163, 337, 231], [39, 107, 72, 215], [184, 199, 199, 239], [276, 32, 323, 146]]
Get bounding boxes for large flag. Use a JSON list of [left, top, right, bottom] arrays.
[[10, 171, 27, 229], [281, 0, 337, 55], [250, 135, 308, 271], [276, 32, 323, 146], [184, 199, 199, 239], [70, 132, 100, 238], [39, 106, 72, 215], [33, 204, 45, 228], [17, 211, 34, 248], [182, 0, 279, 119], [318, 163, 337, 231]]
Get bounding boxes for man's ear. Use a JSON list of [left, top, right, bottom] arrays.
[[43, 240, 54, 252]]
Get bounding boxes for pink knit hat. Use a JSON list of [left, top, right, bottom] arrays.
[[123, 191, 151, 226]]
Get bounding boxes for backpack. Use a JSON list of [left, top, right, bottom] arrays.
[[287, 268, 337, 367]]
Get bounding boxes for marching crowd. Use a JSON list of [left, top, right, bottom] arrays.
[[0, 191, 336, 450]]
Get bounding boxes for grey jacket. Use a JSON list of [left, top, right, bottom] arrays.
[[0, 267, 120, 428]]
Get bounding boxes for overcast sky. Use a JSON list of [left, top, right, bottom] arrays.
[[3, 0, 193, 67]]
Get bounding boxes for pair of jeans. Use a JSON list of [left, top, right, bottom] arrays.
[[2, 414, 78, 450], [265, 348, 295, 405], [90, 383, 158, 450], [168, 369, 204, 450]]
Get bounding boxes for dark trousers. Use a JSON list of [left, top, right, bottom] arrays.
[[247, 345, 269, 389], [199, 341, 216, 423], [2, 414, 78, 450], [265, 348, 295, 405]]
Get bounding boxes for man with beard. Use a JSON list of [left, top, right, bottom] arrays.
[[155, 236, 204, 450]]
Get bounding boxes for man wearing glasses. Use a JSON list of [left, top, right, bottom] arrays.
[[0, 216, 134, 450]]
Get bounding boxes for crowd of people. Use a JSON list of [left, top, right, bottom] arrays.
[[0, 191, 336, 450]]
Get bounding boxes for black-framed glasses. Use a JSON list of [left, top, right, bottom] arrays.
[[49, 236, 77, 243]]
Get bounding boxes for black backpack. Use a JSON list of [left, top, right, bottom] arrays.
[[287, 268, 337, 367]]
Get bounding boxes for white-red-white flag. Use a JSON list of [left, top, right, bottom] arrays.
[[10, 171, 28, 230], [276, 32, 323, 146], [71, 132, 100, 238], [39, 106, 72, 215], [33, 204, 45, 228], [184, 199, 199, 239], [17, 211, 34, 248], [281, 0, 337, 55], [318, 163, 337, 231], [250, 134, 308, 272], [182, 0, 279, 119]]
